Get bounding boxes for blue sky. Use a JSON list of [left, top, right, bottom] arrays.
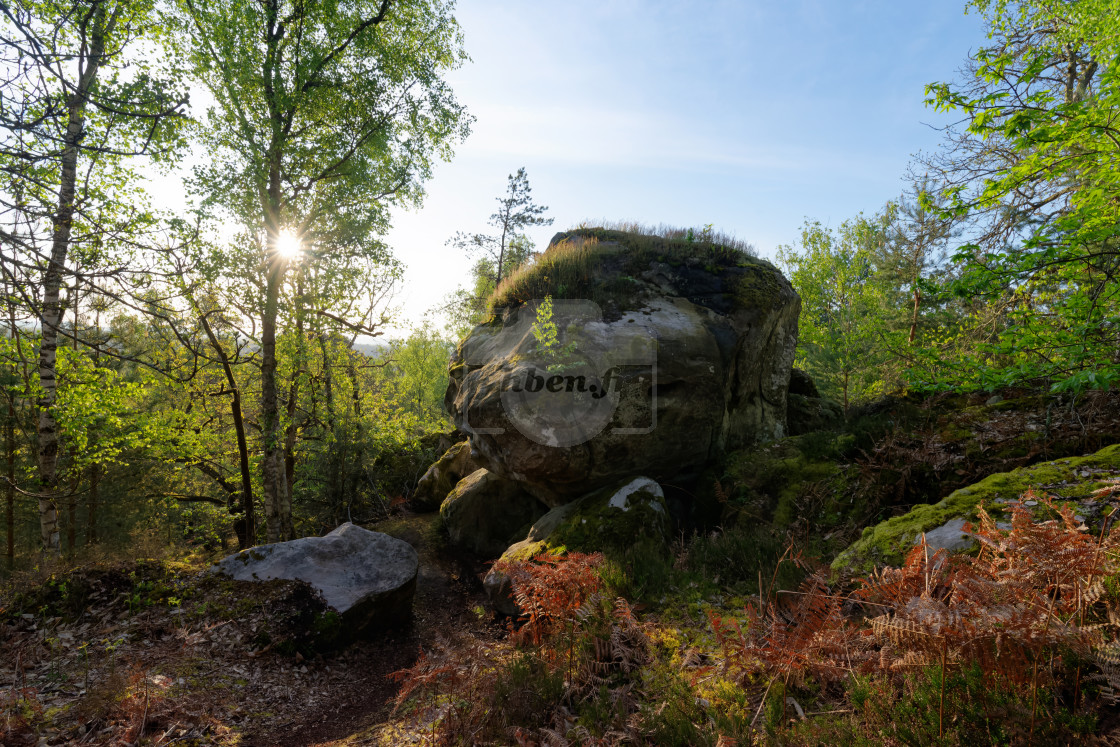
[[387, 0, 989, 329]]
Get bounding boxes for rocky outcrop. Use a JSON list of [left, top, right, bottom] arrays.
[[213, 523, 418, 632], [439, 468, 548, 557], [832, 444, 1120, 575], [444, 230, 800, 505], [784, 368, 843, 436], [413, 440, 480, 511], [483, 476, 670, 614]]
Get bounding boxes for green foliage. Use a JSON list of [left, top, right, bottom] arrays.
[[915, 0, 1120, 393], [54, 350, 158, 473], [531, 295, 559, 353], [384, 323, 454, 427], [777, 213, 896, 409]]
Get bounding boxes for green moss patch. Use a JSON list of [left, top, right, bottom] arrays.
[[733, 264, 782, 310], [831, 443, 1120, 575], [546, 484, 670, 554], [722, 433, 850, 531]]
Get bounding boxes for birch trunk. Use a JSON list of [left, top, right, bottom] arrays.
[[37, 7, 114, 554]]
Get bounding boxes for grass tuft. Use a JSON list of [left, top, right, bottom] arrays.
[[487, 222, 764, 312]]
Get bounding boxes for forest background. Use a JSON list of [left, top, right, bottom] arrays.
[[0, 0, 1117, 567]]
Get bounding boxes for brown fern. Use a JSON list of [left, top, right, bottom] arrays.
[[495, 551, 605, 647]]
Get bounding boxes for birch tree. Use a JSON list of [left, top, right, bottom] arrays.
[[173, 0, 469, 541], [0, 0, 185, 552]]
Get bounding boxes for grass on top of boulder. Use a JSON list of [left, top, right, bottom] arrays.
[[486, 223, 777, 313]]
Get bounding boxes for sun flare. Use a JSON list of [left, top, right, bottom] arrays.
[[275, 230, 302, 260]]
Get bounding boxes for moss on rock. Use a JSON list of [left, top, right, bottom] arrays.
[[831, 443, 1120, 575], [487, 226, 784, 315], [547, 483, 669, 553], [733, 265, 781, 310], [722, 434, 850, 531]]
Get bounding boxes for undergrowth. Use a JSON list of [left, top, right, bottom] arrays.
[[389, 551, 650, 744], [386, 488, 1120, 745]]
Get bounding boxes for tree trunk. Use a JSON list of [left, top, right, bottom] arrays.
[[261, 213, 292, 541], [87, 304, 100, 546], [318, 334, 344, 521], [36, 5, 113, 555], [284, 375, 300, 516], [66, 284, 78, 556], [283, 278, 304, 524], [346, 353, 362, 418], [197, 311, 255, 548], [259, 1, 293, 542], [908, 287, 921, 345], [6, 287, 17, 569], [86, 464, 99, 545], [495, 223, 508, 286], [5, 385, 14, 570]]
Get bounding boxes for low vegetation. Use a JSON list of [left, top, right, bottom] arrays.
[[488, 221, 764, 313], [368, 486, 1120, 745]]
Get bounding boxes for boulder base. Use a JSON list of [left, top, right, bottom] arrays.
[[483, 476, 670, 614], [213, 522, 418, 632], [440, 469, 547, 557], [413, 440, 479, 512]]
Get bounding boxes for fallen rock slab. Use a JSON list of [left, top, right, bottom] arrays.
[[213, 522, 418, 632]]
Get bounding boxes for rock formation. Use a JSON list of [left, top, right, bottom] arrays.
[[832, 444, 1120, 574], [439, 468, 548, 557], [413, 440, 480, 511], [443, 229, 801, 506]]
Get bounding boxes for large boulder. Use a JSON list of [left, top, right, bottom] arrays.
[[445, 229, 800, 505], [413, 440, 480, 512], [439, 468, 548, 557], [213, 522, 418, 632], [483, 476, 670, 615]]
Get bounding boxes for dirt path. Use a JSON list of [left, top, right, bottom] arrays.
[[247, 513, 501, 746], [0, 512, 502, 747]]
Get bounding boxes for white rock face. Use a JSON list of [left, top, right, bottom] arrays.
[[607, 477, 665, 511], [213, 523, 418, 631]]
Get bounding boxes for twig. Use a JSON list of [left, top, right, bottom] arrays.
[[750, 677, 776, 729]]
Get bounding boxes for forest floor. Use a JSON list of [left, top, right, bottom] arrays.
[[0, 513, 502, 746], [8, 389, 1120, 745]]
